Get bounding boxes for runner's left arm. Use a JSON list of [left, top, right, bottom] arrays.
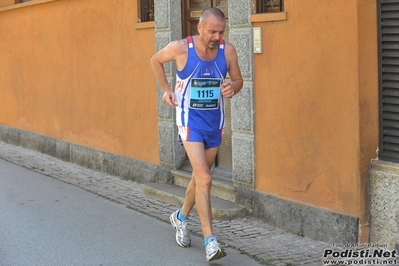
[[221, 43, 243, 98]]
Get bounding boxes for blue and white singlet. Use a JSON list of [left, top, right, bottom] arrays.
[[174, 36, 228, 131]]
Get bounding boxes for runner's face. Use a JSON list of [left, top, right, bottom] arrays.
[[199, 15, 225, 49]]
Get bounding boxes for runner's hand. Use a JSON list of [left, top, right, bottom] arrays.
[[162, 90, 178, 107], [221, 81, 235, 98]]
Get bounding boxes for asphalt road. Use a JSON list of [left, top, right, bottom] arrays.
[[0, 158, 261, 266]]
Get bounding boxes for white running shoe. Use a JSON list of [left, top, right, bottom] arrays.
[[170, 210, 191, 247], [205, 237, 226, 261]]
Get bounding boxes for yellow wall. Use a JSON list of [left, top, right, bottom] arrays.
[[0, 0, 159, 164], [253, 0, 378, 235]]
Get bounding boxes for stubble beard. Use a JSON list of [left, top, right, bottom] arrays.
[[207, 40, 219, 49]]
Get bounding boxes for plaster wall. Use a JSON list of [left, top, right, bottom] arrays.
[[0, 0, 159, 164], [253, 0, 378, 240]]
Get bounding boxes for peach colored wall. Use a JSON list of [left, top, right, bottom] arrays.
[[0, 0, 15, 7], [357, 0, 379, 242], [0, 0, 159, 164], [254, 0, 378, 231]]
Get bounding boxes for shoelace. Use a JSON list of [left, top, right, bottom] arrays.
[[179, 221, 190, 237], [206, 238, 219, 251]]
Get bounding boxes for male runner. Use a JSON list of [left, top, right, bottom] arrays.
[[150, 7, 243, 262]]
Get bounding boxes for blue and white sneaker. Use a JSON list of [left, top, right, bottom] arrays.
[[205, 237, 226, 261], [170, 210, 191, 247]]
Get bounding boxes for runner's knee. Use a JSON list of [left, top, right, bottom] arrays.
[[195, 174, 212, 189]]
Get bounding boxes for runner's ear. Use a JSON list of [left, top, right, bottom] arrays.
[[197, 22, 202, 35]]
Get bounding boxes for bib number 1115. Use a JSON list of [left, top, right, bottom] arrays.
[[197, 90, 214, 98], [189, 78, 221, 109]]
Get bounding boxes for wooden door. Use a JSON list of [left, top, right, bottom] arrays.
[[183, 1, 228, 39], [182, 0, 232, 174], [183, 0, 211, 38]]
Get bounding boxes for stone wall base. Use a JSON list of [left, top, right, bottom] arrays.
[[369, 160, 399, 249], [0, 125, 172, 184], [236, 187, 359, 245]]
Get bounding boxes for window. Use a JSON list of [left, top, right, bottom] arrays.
[[138, 0, 154, 22], [254, 0, 284, 14]]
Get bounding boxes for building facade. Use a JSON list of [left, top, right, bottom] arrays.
[[1, 0, 393, 247]]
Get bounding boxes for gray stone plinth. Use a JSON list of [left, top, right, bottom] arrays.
[[369, 160, 399, 249]]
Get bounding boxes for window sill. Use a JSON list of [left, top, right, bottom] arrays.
[[135, 21, 155, 29], [0, 0, 58, 12], [250, 12, 287, 23]]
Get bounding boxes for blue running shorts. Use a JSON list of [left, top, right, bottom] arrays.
[[178, 126, 224, 150]]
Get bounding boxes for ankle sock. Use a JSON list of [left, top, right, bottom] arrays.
[[204, 235, 216, 246], [177, 209, 188, 221]]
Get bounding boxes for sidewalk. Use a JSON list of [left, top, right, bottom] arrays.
[[0, 141, 331, 266]]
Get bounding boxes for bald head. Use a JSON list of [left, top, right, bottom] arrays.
[[199, 7, 225, 25]]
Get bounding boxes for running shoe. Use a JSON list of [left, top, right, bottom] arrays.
[[205, 237, 226, 261], [170, 210, 191, 247]]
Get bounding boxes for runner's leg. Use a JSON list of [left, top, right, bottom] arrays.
[[181, 173, 196, 216], [181, 140, 218, 237]]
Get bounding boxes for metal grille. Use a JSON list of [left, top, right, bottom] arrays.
[[379, 0, 399, 162], [140, 0, 154, 22], [255, 0, 284, 13]]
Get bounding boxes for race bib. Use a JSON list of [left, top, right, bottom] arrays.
[[189, 78, 221, 109]]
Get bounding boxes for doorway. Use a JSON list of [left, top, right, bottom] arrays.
[[181, 0, 232, 176]]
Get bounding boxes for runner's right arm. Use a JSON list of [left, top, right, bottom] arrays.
[[150, 40, 186, 107]]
